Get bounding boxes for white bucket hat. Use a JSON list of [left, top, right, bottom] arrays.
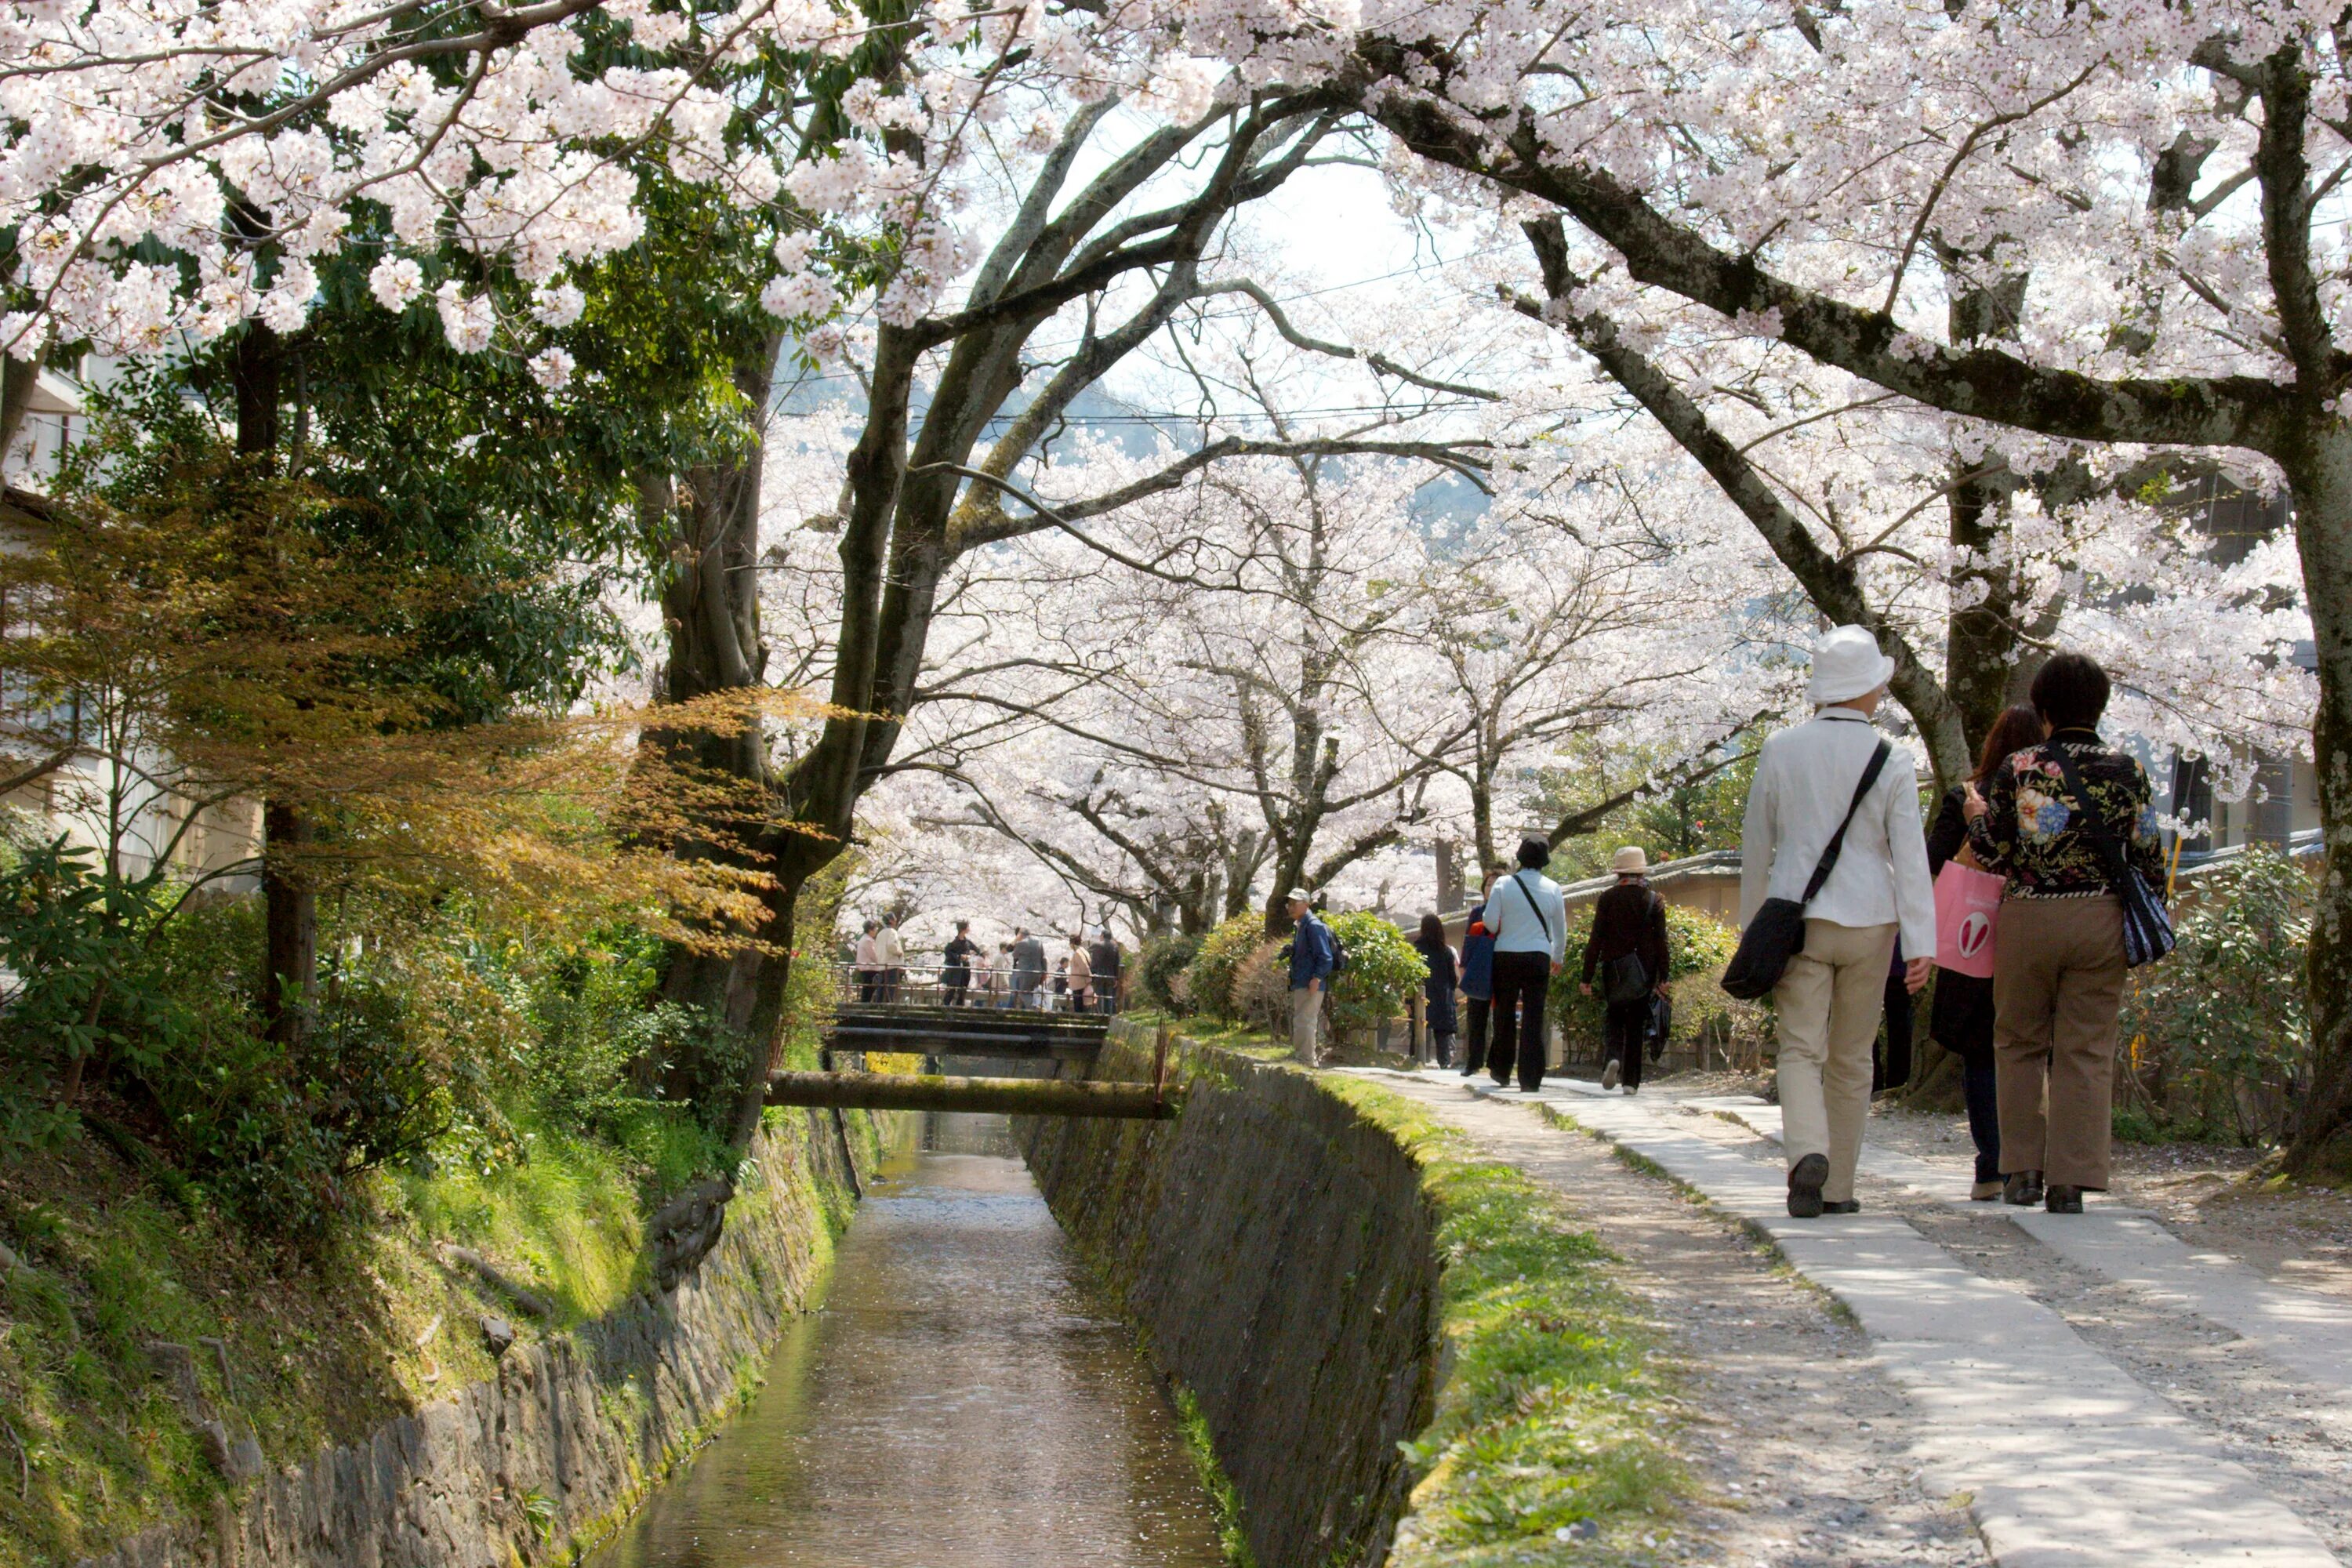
[[1612, 846, 1648, 874], [1807, 625, 1896, 706]]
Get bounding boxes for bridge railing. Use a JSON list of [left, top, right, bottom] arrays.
[[824, 960, 1120, 1014]]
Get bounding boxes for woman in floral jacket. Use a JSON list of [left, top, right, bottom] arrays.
[[1963, 653, 2165, 1214]]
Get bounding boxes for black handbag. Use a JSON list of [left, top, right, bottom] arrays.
[[2046, 746, 2175, 967], [1722, 739, 1893, 1000], [1646, 991, 1672, 1060], [1602, 951, 1650, 1004]]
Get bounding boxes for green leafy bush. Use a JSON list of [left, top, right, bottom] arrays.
[[0, 844, 742, 1243], [1324, 911, 1426, 1042], [1179, 913, 1267, 1019], [1136, 932, 1200, 1011], [2120, 848, 2310, 1145], [0, 841, 187, 1158], [0, 846, 487, 1243]]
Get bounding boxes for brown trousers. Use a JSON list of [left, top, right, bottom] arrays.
[[1991, 896, 2126, 1189]]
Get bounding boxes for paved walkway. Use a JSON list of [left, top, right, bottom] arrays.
[[1343, 1069, 2346, 1568], [1691, 1095, 2352, 1400]]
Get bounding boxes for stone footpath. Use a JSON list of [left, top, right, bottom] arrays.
[[1345, 1069, 2347, 1568]]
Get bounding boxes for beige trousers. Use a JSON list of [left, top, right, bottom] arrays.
[[1992, 896, 2126, 1189], [1290, 985, 1323, 1065], [1773, 919, 1897, 1204]]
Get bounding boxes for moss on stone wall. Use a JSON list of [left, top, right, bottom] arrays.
[[1024, 1027, 1689, 1568], [2, 1106, 890, 1568]]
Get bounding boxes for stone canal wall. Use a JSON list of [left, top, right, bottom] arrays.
[[82, 1110, 877, 1568], [1019, 1025, 1443, 1568]]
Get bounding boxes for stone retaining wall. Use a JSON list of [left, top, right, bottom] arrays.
[[1018, 1026, 1442, 1568], [82, 1109, 873, 1568]]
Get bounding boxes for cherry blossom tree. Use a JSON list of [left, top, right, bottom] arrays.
[[1313, 2, 2352, 1167]]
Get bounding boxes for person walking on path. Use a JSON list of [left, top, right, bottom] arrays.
[[1926, 704, 2047, 1200], [1962, 655, 2163, 1215], [1065, 933, 1095, 1013], [942, 920, 982, 1007], [1457, 902, 1495, 1077], [1740, 626, 1936, 1219], [1281, 889, 1338, 1067], [1875, 938, 1915, 1094], [1484, 837, 1568, 1092], [1087, 929, 1122, 1015], [1413, 913, 1460, 1069], [1010, 927, 1047, 1010], [854, 920, 882, 1004], [876, 917, 906, 1004], [1581, 847, 1669, 1094]]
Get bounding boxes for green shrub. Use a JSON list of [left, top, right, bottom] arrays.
[[1179, 914, 1265, 1019], [1136, 932, 1200, 1011], [0, 844, 741, 1244], [1325, 911, 1425, 1041], [2120, 848, 2309, 1145]]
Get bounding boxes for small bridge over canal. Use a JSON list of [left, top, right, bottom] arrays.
[[765, 987, 1179, 1120]]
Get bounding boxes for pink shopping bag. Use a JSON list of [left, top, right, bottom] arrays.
[[1933, 860, 2005, 978]]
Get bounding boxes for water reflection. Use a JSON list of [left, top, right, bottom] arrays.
[[587, 1113, 1229, 1568]]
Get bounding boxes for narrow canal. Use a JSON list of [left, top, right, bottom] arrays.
[[589, 1112, 1231, 1568]]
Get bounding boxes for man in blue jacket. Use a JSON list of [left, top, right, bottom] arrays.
[[1283, 887, 1336, 1067]]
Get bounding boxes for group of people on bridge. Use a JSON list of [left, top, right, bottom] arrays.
[[850, 918, 1124, 1014]]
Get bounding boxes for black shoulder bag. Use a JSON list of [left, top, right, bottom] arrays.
[[2046, 746, 2175, 968], [1722, 740, 1893, 1000], [1600, 890, 1657, 1004]]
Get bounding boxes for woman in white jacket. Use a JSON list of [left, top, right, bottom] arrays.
[[1483, 836, 1568, 1091]]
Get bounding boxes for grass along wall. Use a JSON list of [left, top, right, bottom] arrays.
[[1018, 1023, 1686, 1568], [2, 1106, 887, 1568]]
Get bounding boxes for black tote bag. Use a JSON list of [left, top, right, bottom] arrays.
[[2047, 747, 2175, 968]]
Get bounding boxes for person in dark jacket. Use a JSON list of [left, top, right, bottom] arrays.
[[1963, 655, 2163, 1214], [1580, 847, 1669, 1094], [942, 920, 981, 1007], [1926, 703, 2045, 1200], [1087, 930, 1122, 1015], [1457, 902, 1495, 1076], [1010, 927, 1048, 1009], [1876, 938, 1912, 1094], [1413, 912, 1460, 1068]]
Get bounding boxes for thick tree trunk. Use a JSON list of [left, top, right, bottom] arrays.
[[234, 324, 318, 1050], [0, 350, 43, 472], [2279, 426, 2352, 1177], [646, 339, 803, 1151], [1435, 837, 1464, 913], [260, 800, 316, 1047], [1262, 837, 1312, 935]]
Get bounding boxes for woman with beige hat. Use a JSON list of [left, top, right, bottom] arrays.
[[1581, 846, 1670, 1093]]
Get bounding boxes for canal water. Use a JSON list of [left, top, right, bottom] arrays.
[[587, 1112, 1230, 1568]]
